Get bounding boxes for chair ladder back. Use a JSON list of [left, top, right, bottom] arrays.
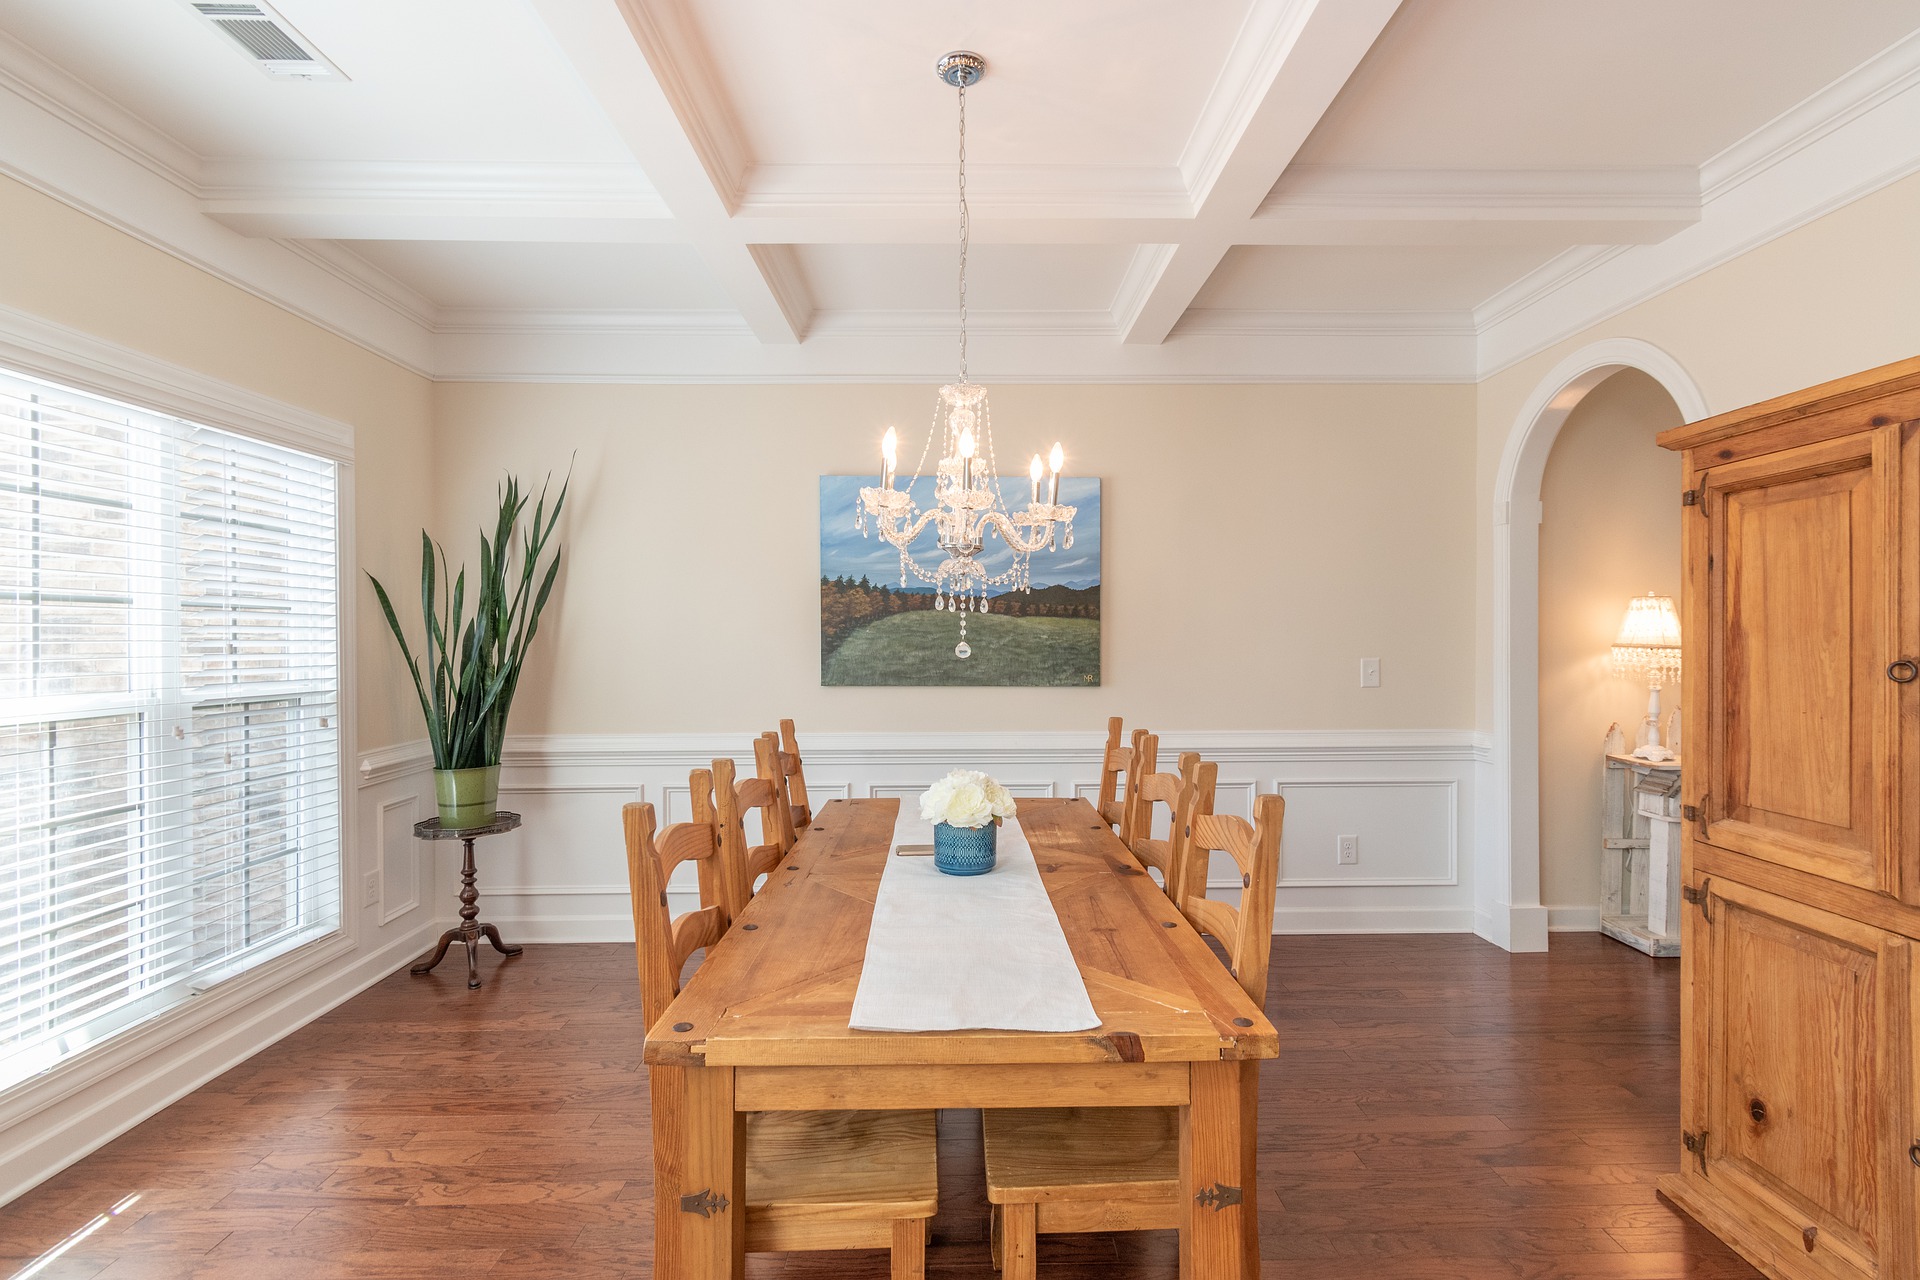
[[779, 718, 813, 831], [622, 800, 726, 1028], [1128, 735, 1191, 897], [754, 732, 799, 855], [1186, 793, 1284, 1002], [714, 756, 788, 914], [1119, 727, 1153, 846], [1096, 716, 1133, 832], [1168, 754, 1215, 909]]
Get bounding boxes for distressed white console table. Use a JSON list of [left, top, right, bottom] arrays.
[[1600, 753, 1682, 957]]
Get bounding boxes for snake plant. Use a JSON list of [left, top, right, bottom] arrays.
[[368, 472, 568, 771]]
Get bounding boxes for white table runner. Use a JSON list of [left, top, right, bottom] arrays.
[[848, 806, 1102, 1033]]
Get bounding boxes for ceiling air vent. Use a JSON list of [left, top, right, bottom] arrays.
[[186, 2, 346, 80]]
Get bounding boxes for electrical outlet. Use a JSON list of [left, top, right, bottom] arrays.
[[1360, 658, 1381, 688], [1337, 834, 1360, 865], [361, 870, 380, 908]]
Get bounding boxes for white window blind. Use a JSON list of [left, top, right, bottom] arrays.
[[0, 366, 341, 1093]]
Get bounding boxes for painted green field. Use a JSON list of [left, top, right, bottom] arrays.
[[822, 612, 1100, 686]]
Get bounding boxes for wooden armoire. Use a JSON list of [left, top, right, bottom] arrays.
[[1656, 354, 1920, 1280]]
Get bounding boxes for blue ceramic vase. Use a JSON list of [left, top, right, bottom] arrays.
[[933, 821, 997, 876]]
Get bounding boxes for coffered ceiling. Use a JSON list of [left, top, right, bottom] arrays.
[[1, 0, 1918, 381]]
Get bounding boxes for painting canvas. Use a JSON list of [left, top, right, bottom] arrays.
[[819, 475, 1101, 686]]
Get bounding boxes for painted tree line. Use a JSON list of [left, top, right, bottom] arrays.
[[820, 575, 1101, 658]]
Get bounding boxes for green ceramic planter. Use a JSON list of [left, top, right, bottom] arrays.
[[434, 765, 500, 829]]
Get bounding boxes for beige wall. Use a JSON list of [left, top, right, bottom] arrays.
[[431, 381, 1478, 735], [1536, 370, 1683, 912], [1476, 169, 1920, 735], [0, 175, 434, 750]]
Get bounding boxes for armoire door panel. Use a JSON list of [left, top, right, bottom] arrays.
[[1700, 878, 1904, 1277], [1702, 429, 1900, 895]]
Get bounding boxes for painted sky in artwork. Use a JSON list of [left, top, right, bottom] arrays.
[[819, 475, 1101, 591]]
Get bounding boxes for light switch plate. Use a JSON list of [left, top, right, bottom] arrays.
[[1360, 658, 1381, 688]]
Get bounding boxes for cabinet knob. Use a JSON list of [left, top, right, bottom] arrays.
[[1748, 1098, 1768, 1124], [1909, 1141, 1920, 1169], [1890, 659, 1919, 684]]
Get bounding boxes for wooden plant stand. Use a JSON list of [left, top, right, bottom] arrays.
[[410, 811, 524, 989]]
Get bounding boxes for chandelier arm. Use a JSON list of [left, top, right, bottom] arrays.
[[979, 510, 1055, 555], [877, 508, 943, 548]]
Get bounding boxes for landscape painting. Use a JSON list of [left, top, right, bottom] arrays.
[[819, 475, 1101, 686]]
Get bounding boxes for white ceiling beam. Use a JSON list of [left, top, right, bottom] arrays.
[[525, 0, 806, 342], [1121, 0, 1407, 344]]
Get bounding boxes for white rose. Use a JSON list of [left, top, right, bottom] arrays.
[[985, 781, 1017, 822], [944, 782, 993, 828]]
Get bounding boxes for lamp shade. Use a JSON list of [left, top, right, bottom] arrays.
[[1611, 592, 1682, 682]]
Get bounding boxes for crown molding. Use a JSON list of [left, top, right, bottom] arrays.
[[1179, 0, 1320, 204], [1176, 309, 1474, 337], [1475, 30, 1920, 378], [0, 30, 202, 192], [1, 5, 1917, 385], [0, 43, 435, 377], [427, 323, 1474, 384]]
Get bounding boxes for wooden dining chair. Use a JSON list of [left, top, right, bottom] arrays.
[[624, 800, 938, 1279], [981, 791, 1284, 1279], [713, 755, 792, 919], [1127, 737, 1216, 906], [755, 731, 800, 855], [1096, 718, 1149, 845], [778, 718, 814, 833]]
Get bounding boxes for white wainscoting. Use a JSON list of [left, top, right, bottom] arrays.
[[382, 730, 1488, 941]]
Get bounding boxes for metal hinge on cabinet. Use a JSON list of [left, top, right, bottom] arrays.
[[679, 1189, 729, 1217], [1682, 489, 1700, 507], [1682, 878, 1714, 924], [1682, 1130, 1709, 1175]]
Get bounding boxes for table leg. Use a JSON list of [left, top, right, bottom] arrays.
[[650, 1063, 745, 1280], [1180, 1058, 1252, 1280], [409, 835, 521, 988]]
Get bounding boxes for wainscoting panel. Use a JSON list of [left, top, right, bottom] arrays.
[[371, 730, 1486, 941]]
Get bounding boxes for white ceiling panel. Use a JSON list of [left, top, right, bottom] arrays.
[[1193, 245, 1563, 313], [794, 244, 1137, 314], [345, 241, 734, 313], [679, 0, 1260, 170], [0, 0, 633, 163], [1294, 0, 1920, 170]]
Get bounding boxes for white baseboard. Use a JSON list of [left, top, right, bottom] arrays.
[[1547, 906, 1604, 932], [0, 916, 443, 1209], [1474, 902, 1551, 953]]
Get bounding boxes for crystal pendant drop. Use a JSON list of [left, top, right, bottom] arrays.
[[935, 595, 945, 611], [980, 597, 989, 613], [955, 641, 971, 658]]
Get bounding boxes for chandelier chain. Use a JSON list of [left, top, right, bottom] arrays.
[[957, 78, 968, 385]]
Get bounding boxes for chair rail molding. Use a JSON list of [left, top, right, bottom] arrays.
[[1486, 337, 1709, 953], [399, 728, 1490, 941]]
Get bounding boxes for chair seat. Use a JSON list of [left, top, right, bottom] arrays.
[[982, 1106, 1179, 1204], [746, 1109, 939, 1222]]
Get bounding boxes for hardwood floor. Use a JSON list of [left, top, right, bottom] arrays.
[[0, 934, 1760, 1278]]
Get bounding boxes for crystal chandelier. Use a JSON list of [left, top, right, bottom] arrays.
[[856, 51, 1076, 661]]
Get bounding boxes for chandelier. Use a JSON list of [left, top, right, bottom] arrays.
[[856, 51, 1076, 661]]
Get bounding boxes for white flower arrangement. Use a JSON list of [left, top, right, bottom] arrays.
[[919, 769, 1018, 830]]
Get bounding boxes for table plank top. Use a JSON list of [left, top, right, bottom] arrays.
[[643, 797, 1279, 1068]]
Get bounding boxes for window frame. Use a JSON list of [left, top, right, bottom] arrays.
[[0, 307, 359, 1121]]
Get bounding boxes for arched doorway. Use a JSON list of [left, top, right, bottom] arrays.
[[1485, 340, 1709, 952]]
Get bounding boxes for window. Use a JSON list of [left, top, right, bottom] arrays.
[[1, 366, 341, 1093]]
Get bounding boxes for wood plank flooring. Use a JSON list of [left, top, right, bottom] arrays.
[[0, 934, 1760, 1278]]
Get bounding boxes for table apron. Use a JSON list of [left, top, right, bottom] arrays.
[[732, 1061, 1191, 1112]]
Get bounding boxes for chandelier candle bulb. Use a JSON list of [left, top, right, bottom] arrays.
[[1029, 454, 1043, 504], [881, 426, 897, 489], [1048, 442, 1063, 506]]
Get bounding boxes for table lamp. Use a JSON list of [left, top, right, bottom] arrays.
[[1612, 591, 1682, 761]]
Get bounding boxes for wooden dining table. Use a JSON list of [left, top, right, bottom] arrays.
[[642, 795, 1280, 1278]]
